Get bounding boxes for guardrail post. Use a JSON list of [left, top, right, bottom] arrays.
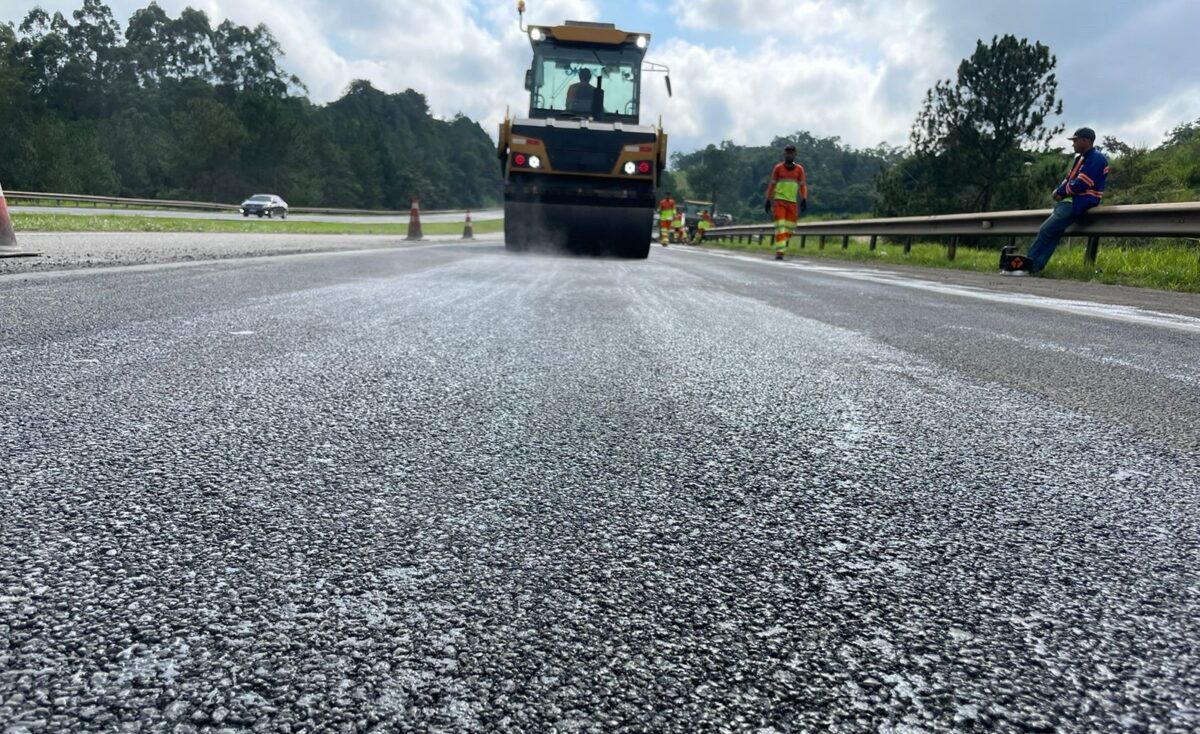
[[948, 236, 958, 261], [842, 235, 849, 250], [1084, 236, 1100, 264], [869, 235, 877, 251], [799, 235, 806, 249], [757, 234, 764, 245], [903, 236, 912, 255], [819, 235, 826, 250]]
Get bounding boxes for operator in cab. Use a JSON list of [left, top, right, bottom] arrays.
[[566, 68, 604, 115]]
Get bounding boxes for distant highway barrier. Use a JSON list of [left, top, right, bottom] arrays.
[[704, 202, 1200, 264], [3, 190, 481, 217]]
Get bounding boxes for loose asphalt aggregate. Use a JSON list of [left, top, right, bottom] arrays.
[[1, 237, 1198, 732]]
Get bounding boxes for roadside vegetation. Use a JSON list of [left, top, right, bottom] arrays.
[[0, 1, 501, 210], [678, 34, 1200, 294], [11, 212, 503, 237]]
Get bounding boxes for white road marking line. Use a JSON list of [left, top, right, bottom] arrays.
[[677, 248, 1200, 335]]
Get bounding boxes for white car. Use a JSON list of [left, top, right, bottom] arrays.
[[240, 194, 288, 219]]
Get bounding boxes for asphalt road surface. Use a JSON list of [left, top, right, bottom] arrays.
[[2, 240, 1198, 732], [10, 206, 504, 225]]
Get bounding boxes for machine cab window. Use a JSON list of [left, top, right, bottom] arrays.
[[525, 23, 646, 124]]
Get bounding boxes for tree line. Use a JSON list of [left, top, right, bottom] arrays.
[[0, 0, 502, 209], [665, 135, 902, 222], [670, 34, 1200, 221]]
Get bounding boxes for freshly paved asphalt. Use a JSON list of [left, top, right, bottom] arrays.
[[2, 239, 1198, 732]]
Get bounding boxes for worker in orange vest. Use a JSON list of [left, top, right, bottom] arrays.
[[693, 210, 712, 244], [657, 192, 676, 247], [764, 144, 808, 260]]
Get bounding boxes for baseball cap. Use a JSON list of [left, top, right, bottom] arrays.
[[1068, 127, 1096, 141]]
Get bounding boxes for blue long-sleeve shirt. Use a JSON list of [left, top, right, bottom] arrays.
[[1054, 147, 1109, 214]]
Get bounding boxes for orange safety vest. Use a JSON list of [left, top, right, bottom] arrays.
[[658, 198, 676, 221], [766, 162, 808, 203]]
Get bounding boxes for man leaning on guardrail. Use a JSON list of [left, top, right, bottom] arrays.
[[1004, 127, 1109, 276]]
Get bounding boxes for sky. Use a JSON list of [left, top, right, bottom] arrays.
[[4, 0, 1199, 154]]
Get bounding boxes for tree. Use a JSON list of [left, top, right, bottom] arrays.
[[670, 133, 893, 222], [0, 0, 502, 209], [1098, 119, 1200, 204], [881, 34, 1063, 215], [684, 141, 740, 212]]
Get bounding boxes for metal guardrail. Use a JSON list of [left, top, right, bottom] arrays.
[[3, 190, 472, 217], [6, 190, 235, 211], [705, 202, 1200, 263]]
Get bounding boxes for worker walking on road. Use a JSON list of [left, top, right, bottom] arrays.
[[657, 192, 676, 247], [1004, 127, 1109, 276], [764, 144, 808, 260]]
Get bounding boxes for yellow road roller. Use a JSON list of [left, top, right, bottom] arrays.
[[499, 3, 670, 257]]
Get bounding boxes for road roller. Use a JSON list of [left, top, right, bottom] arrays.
[[498, 3, 670, 258]]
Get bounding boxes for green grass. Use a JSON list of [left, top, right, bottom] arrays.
[[705, 235, 1200, 293], [11, 212, 503, 237]]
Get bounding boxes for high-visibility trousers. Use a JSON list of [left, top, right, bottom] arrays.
[[659, 217, 673, 236], [773, 200, 798, 251]]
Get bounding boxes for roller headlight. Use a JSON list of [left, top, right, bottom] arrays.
[[528, 155, 542, 169], [530, 28, 544, 41], [635, 35, 648, 49], [623, 161, 637, 175]]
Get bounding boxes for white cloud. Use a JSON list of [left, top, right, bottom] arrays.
[[642, 1, 949, 150], [1099, 87, 1200, 149], [642, 39, 898, 149], [271, 0, 600, 138], [189, 0, 517, 115], [668, 0, 942, 55], [5, 0, 1197, 153]]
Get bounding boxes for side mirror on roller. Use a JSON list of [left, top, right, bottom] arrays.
[[665, 76, 673, 98]]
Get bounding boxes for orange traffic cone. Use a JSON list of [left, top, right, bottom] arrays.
[[406, 196, 423, 241], [462, 209, 475, 240], [0, 182, 38, 259]]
